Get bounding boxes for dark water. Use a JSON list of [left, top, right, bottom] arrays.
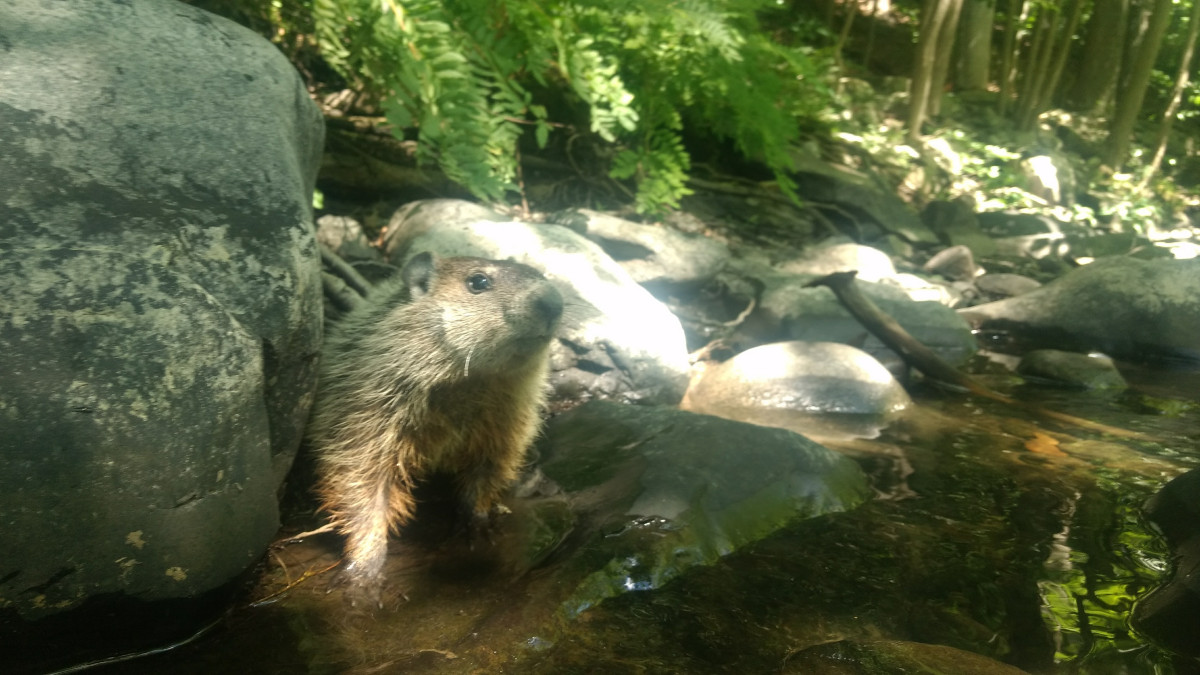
[[60, 363, 1200, 674]]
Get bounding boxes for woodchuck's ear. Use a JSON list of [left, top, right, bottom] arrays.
[[402, 252, 436, 298]]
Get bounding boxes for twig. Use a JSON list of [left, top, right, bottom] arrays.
[[248, 561, 341, 608], [276, 521, 337, 545], [44, 618, 222, 674], [723, 297, 757, 327]]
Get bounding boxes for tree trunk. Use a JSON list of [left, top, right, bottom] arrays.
[[955, 0, 994, 91], [1067, 0, 1129, 112], [1041, 0, 1085, 109], [1119, 0, 1153, 99], [908, 0, 953, 142], [833, 0, 858, 70], [1105, 0, 1174, 168], [928, 0, 964, 117], [864, 0, 880, 66], [1139, 0, 1200, 188], [1020, 0, 1085, 127], [1016, 4, 1055, 128], [997, 0, 1025, 115]]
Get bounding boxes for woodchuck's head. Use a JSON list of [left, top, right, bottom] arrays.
[[402, 252, 563, 374]]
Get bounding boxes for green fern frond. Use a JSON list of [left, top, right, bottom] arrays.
[[314, 0, 830, 212]]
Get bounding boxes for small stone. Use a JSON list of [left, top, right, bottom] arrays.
[[1017, 350, 1126, 390], [923, 245, 979, 281], [975, 272, 1041, 298], [779, 242, 897, 282]]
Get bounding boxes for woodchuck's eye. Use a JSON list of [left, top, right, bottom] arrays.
[[466, 272, 492, 294]]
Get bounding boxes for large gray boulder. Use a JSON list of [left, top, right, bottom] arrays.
[[959, 257, 1200, 363], [551, 208, 731, 295], [0, 0, 324, 648], [1133, 468, 1200, 658], [536, 401, 872, 615]]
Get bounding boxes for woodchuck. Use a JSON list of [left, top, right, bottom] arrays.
[[308, 252, 563, 596]]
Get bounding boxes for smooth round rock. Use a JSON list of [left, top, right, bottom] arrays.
[[1017, 349, 1126, 389], [686, 341, 911, 415]]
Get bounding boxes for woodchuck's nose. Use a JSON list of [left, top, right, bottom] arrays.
[[533, 283, 564, 326]]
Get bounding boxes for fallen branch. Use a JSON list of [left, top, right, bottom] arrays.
[[805, 271, 1150, 440]]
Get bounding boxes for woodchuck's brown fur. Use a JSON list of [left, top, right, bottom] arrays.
[[307, 252, 563, 595]]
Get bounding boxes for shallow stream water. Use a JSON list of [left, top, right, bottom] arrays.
[[103, 359, 1199, 675]]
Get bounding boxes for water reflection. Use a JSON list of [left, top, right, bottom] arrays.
[[90, 362, 1199, 675]]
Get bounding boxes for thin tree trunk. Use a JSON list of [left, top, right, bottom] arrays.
[[1105, 0, 1174, 168], [928, 0, 963, 117], [955, 0, 994, 91], [998, 0, 1024, 115], [1016, 5, 1054, 128], [1118, 0, 1153, 100], [1022, 0, 1085, 126], [864, 0, 880, 67], [1139, 0, 1200, 188], [1040, 0, 1086, 109], [833, 0, 858, 70], [908, 0, 954, 142]]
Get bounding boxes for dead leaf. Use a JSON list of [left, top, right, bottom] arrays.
[[1025, 432, 1067, 457]]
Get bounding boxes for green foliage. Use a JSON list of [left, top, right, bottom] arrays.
[[312, 0, 831, 212], [609, 110, 692, 215]]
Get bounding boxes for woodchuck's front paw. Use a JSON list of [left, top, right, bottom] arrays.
[[460, 503, 511, 550], [329, 559, 388, 609]]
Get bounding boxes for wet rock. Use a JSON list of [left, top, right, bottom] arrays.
[[742, 267, 978, 367], [790, 156, 938, 244], [776, 241, 955, 305], [959, 257, 1200, 364], [661, 209, 710, 234], [382, 198, 505, 254], [536, 401, 872, 616], [551, 208, 730, 295], [978, 211, 1073, 259], [316, 214, 378, 262], [1018, 153, 1074, 207], [978, 211, 1146, 260], [1142, 468, 1200, 549], [780, 241, 897, 282], [975, 272, 1042, 299], [1132, 468, 1200, 658], [922, 199, 997, 258], [924, 244, 980, 281], [0, 0, 324, 661], [682, 341, 911, 441], [1017, 350, 1126, 390], [882, 272, 959, 306], [782, 639, 1030, 674], [383, 199, 691, 404]]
